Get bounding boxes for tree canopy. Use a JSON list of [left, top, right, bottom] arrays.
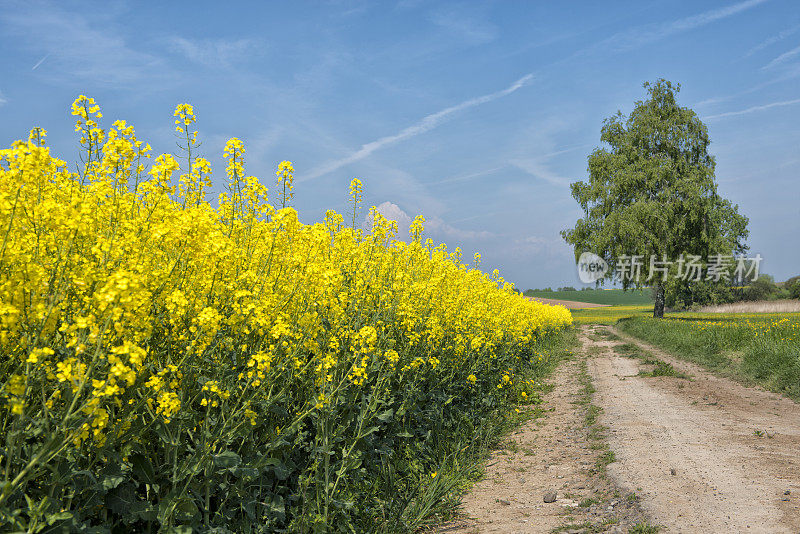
[[561, 79, 749, 317]]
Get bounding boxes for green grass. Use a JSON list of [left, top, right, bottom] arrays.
[[618, 315, 800, 400], [525, 288, 653, 305], [629, 522, 661, 533], [637, 358, 690, 379], [613, 342, 646, 357]]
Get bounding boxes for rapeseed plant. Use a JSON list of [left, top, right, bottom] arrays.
[[0, 97, 571, 532]]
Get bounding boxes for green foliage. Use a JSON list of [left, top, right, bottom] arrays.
[[790, 280, 800, 300], [0, 330, 574, 534], [745, 274, 779, 301], [665, 279, 742, 308], [561, 79, 749, 317], [629, 522, 661, 533]]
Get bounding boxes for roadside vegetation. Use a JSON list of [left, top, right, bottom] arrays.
[[618, 314, 800, 400]]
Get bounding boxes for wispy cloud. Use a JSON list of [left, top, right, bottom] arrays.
[[303, 73, 535, 181], [31, 53, 48, 70], [0, 90, 7, 106], [427, 216, 495, 240], [743, 23, 800, 58], [506, 140, 588, 188], [428, 7, 497, 46], [762, 43, 800, 70], [704, 98, 800, 120], [694, 64, 800, 109], [429, 166, 507, 186], [600, 0, 769, 52], [0, 2, 167, 86], [694, 95, 729, 108], [509, 158, 572, 186], [168, 37, 263, 67]]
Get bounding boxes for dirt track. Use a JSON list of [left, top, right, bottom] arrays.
[[591, 325, 800, 533], [443, 325, 800, 533]]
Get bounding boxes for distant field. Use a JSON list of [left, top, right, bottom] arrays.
[[572, 304, 800, 325], [525, 289, 653, 306], [570, 305, 653, 324], [526, 297, 608, 309]]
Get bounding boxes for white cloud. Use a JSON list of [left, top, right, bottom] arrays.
[[762, 44, 800, 70], [0, 90, 7, 106], [694, 95, 729, 107], [168, 37, 262, 67], [363, 201, 494, 242], [704, 98, 800, 120], [364, 201, 413, 239], [502, 114, 586, 188], [303, 73, 534, 180], [600, 0, 768, 52]]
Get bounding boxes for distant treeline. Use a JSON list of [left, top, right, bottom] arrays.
[[525, 274, 800, 308]]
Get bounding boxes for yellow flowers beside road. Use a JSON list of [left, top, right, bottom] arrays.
[[0, 98, 570, 532]]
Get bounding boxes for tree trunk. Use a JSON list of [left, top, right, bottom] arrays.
[[653, 282, 665, 318]]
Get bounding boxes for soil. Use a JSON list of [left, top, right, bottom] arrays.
[[439, 325, 800, 533]]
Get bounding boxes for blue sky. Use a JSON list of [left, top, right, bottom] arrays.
[[1, 0, 798, 289]]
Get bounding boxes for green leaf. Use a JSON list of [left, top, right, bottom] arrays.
[[128, 501, 158, 523], [361, 425, 379, 437], [213, 451, 241, 468], [268, 494, 285, 516], [100, 474, 125, 491], [130, 454, 156, 485], [47, 512, 72, 525], [159, 491, 199, 523], [231, 466, 259, 480], [376, 408, 394, 422]]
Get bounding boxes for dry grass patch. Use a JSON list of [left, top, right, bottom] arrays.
[[698, 300, 800, 314]]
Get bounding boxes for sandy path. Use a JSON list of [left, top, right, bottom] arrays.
[[439, 333, 648, 533], [588, 325, 800, 533]]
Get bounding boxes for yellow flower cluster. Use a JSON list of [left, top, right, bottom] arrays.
[[0, 98, 571, 524]]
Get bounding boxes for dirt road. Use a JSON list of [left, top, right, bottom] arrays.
[[442, 325, 800, 533], [590, 325, 800, 533]]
